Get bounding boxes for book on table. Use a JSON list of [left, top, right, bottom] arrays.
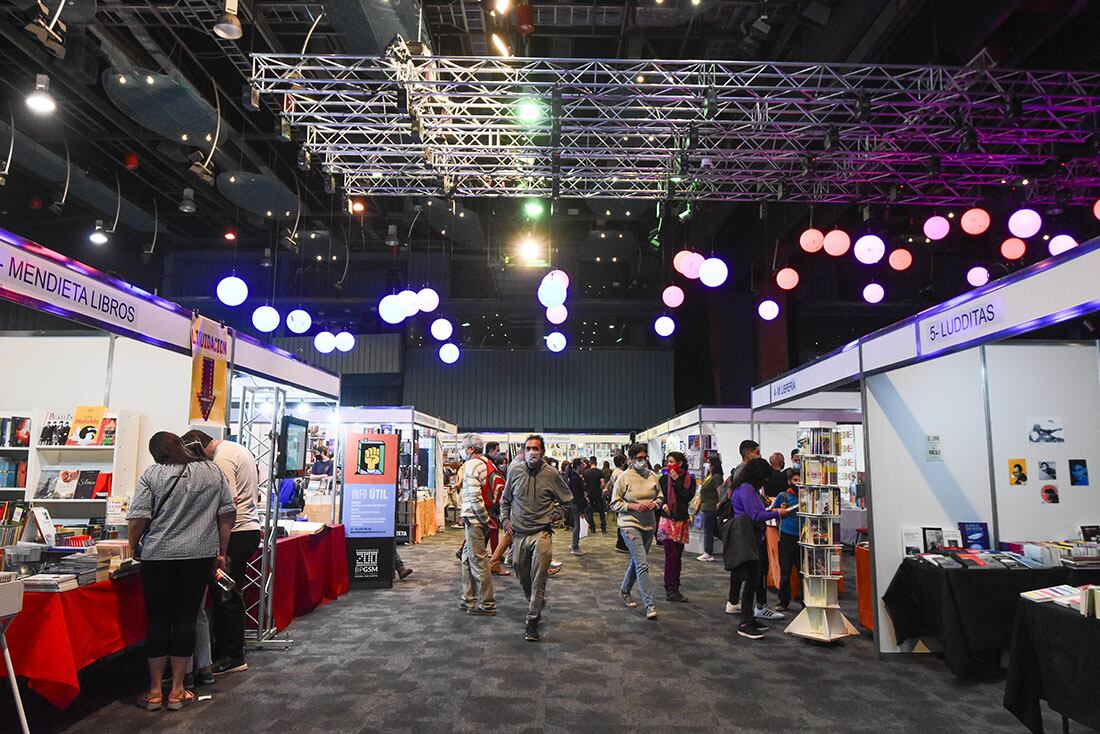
[[1020, 584, 1080, 602]]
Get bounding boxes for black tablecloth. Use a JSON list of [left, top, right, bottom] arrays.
[[1004, 599, 1100, 734], [881, 558, 1100, 676]]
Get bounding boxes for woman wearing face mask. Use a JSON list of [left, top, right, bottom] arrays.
[[658, 452, 696, 602], [609, 443, 664, 620], [696, 454, 723, 562]]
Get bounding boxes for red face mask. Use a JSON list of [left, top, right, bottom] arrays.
[[667, 461, 678, 472]]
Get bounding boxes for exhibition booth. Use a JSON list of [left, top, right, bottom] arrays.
[[0, 227, 347, 711], [751, 235, 1100, 688]]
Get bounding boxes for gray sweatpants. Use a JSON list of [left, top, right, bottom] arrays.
[[514, 530, 553, 623], [461, 520, 495, 610]]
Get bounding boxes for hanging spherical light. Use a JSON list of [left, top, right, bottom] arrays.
[[1008, 208, 1042, 238], [698, 257, 729, 287], [334, 331, 355, 352], [862, 283, 884, 304], [923, 215, 950, 241], [758, 300, 780, 321], [545, 331, 567, 353], [216, 275, 248, 307], [662, 285, 685, 308], [1093, 198, 1100, 221], [430, 318, 453, 341], [314, 331, 336, 353], [544, 269, 571, 289], [960, 208, 991, 235], [378, 294, 406, 324], [286, 309, 312, 334], [853, 234, 886, 265], [1000, 237, 1027, 260], [397, 289, 419, 317], [251, 305, 280, 333], [799, 228, 824, 253], [775, 267, 799, 291], [823, 229, 851, 256], [673, 250, 693, 274], [439, 343, 460, 364], [654, 315, 676, 337], [545, 305, 568, 324], [681, 252, 705, 279], [537, 280, 567, 309], [416, 287, 440, 313], [888, 248, 913, 271], [1048, 234, 1078, 256], [966, 266, 990, 287]]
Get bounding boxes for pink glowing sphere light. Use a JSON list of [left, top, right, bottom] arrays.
[[923, 215, 950, 241], [775, 267, 799, 291], [1008, 208, 1042, 238], [960, 208, 991, 235], [823, 229, 851, 257], [862, 283, 884, 304], [967, 266, 990, 288], [1048, 234, 1078, 256], [662, 285, 685, 308], [888, 249, 913, 271], [681, 251, 705, 279], [799, 228, 824, 253]]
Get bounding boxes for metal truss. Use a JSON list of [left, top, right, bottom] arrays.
[[251, 51, 1100, 205]]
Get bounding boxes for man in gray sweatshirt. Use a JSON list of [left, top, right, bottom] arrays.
[[499, 434, 574, 642]]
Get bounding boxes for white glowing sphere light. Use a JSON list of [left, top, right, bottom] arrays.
[[251, 305, 280, 332], [216, 276, 248, 307], [286, 309, 312, 334], [430, 318, 453, 341]]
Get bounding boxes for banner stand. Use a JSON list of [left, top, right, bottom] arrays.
[[342, 432, 399, 589]]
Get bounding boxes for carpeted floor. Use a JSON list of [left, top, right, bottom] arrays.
[[4, 520, 1086, 733]]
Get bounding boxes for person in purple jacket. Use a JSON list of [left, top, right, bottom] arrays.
[[730, 457, 795, 639]]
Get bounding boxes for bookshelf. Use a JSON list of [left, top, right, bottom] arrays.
[[0, 413, 32, 493], [784, 422, 859, 643]]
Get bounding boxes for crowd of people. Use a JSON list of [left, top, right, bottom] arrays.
[[452, 433, 808, 642]]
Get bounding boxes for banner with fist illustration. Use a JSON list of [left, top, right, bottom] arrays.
[[342, 432, 398, 539], [188, 314, 230, 428]]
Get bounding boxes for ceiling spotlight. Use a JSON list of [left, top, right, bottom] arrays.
[[261, 248, 273, 268], [89, 220, 109, 245], [490, 33, 512, 58], [26, 74, 56, 116], [213, 0, 244, 40], [178, 188, 196, 214], [517, 235, 542, 265], [493, 0, 511, 13], [348, 197, 366, 214], [297, 145, 311, 171], [224, 229, 237, 241], [523, 199, 545, 219]]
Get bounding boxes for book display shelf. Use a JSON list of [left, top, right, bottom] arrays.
[[785, 422, 859, 643]]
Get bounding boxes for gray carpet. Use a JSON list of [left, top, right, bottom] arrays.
[[3, 521, 1083, 733]]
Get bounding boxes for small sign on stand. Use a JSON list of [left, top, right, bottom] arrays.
[[925, 434, 943, 462]]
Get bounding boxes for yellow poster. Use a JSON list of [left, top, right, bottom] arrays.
[[189, 315, 230, 427]]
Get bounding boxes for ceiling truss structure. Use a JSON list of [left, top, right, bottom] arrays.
[[252, 51, 1100, 206]]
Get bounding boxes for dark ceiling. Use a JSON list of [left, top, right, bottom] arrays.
[[1, 0, 1098, 405]]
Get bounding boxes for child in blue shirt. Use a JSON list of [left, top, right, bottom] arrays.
[[769, 469, 800, 610]]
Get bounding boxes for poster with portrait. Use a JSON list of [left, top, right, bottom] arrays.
[[1008, 459, 1028, 486], [1040, 484, 1060, 504], [1037, 461, 1058, 481], [1069, 459, 1090, 486], [1027, 417, 1065, 443]]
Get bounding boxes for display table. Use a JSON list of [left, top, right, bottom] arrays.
[[882, 558, 1100, 676], [259, 523, 349, 632], [413, 498, 439, 544], [1004, 599, 1100, 733], [1, 574, 146, 709]]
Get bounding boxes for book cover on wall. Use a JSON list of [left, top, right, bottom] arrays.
[[922, 526, 945, 552], [902, 527, 923, 555], [67, 406, 107, 446], [54, 469, 80, 499], [74, 470, 100, 499], [1069, 459, 1089, 487], [958, 522, 991, 550], [34, 470, 60, 499], [1009, 459, 1028, 486], [99, 418, 117, 446]]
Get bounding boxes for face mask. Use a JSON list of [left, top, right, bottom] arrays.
[[633, 459, 648, 471], [525, 450, 543, 466]]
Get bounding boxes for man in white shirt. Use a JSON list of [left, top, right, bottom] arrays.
[[459, 433, 497, 616], [182, 430, 261, 676]]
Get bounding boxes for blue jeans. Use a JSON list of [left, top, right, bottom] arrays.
[[702, 511, 717, 555], [620, 526, 655, 609]]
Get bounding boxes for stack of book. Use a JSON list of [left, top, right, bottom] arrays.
[[108, 557, 139, 580], [1021, 584, 1100, 617], [918, 550, 1037, 569], [23, 572, 79, 593], [94, 539, 131, 560], [1000, 540, 1100, 568], [54, 552, 109, 585]]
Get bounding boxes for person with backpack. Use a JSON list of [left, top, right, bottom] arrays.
[[458, 433, 501, 616]]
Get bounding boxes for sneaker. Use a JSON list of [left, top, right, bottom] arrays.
[[666, 591, 689, 603], [459, 602, 474, 612], [621, 592, 638, 608], [525, 621, 540, 642], [467, 607, 497, 617], [194, 669, 216, 686], [547, 565, 561, 576], [549, 561, 563, 568], [211, 657, 248, 676], [737, 622, 766, 640], [725, 602, 740, 615], [397, 566, 413, 580], [696, 553, 715, 562], [755, 606, 786, 621], [646, 607, 658, 620], [570, 548, 586, 556]]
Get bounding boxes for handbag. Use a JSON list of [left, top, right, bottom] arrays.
[[721, 513, 761, 571]]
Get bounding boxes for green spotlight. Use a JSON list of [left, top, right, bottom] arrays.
[[515, 96, 544, 124], [523, 199, 545, 219]]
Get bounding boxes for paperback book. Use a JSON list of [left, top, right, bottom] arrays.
[[958, 522, 992, 550]]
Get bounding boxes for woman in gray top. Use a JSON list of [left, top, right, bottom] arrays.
[[127, 431, 235, 711]]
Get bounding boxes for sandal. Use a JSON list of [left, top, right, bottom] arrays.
[[142, 692, 164, 711], [166, 689, 195, 711]]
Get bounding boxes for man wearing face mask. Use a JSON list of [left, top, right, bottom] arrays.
[[499, 434, 574, 642], [458, 433, 500, 616]]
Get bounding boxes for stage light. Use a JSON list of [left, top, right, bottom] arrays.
[[25, 75, 56, 115], [286, 309, 312, 334], [334, 331, 355, 352], [515, 97, 544, 124], [314, 331, 336, 353], [662, 285, 685, 308], [416, 287, 440, 313], [1000, 237, 1027, 260], [379, 294, 406, 324], [517, 236, 542, 264], [490, 33, 511, 58], [923, 215, 949, 241], [89, 220, 109, 245], [775, 267, 799, 290], [966, 266, 990, 287], [430, 318, 453, 341], [1048, 234, 1078, 256], [862, 283, 884, 304], [523, 199, 545, 219], [799, 228, 824, 253], [654, 315, 676, 337], [213, 0, 243, 39], [960, 208, 990, 235], [853, 234, 886, 265], [179, 188, 196, 214], [546, 331, 567, 353], [698, 257, 728, 287], [397, 289, 419, 317], [546, 305, 568, 324], [216, 276, 248, 306], [1008, 208, 1042, 238], [224, 229, 237, 241], [439, 343, 460, 364], [493, 0, 511, 13], [888, 249, 913, 271], [823, 229, 850, 256], [758, 300, 780, 321], [251, 305, 280, 332]]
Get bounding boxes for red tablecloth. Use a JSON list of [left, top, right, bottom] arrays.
[[2, 524, 348, 709]]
